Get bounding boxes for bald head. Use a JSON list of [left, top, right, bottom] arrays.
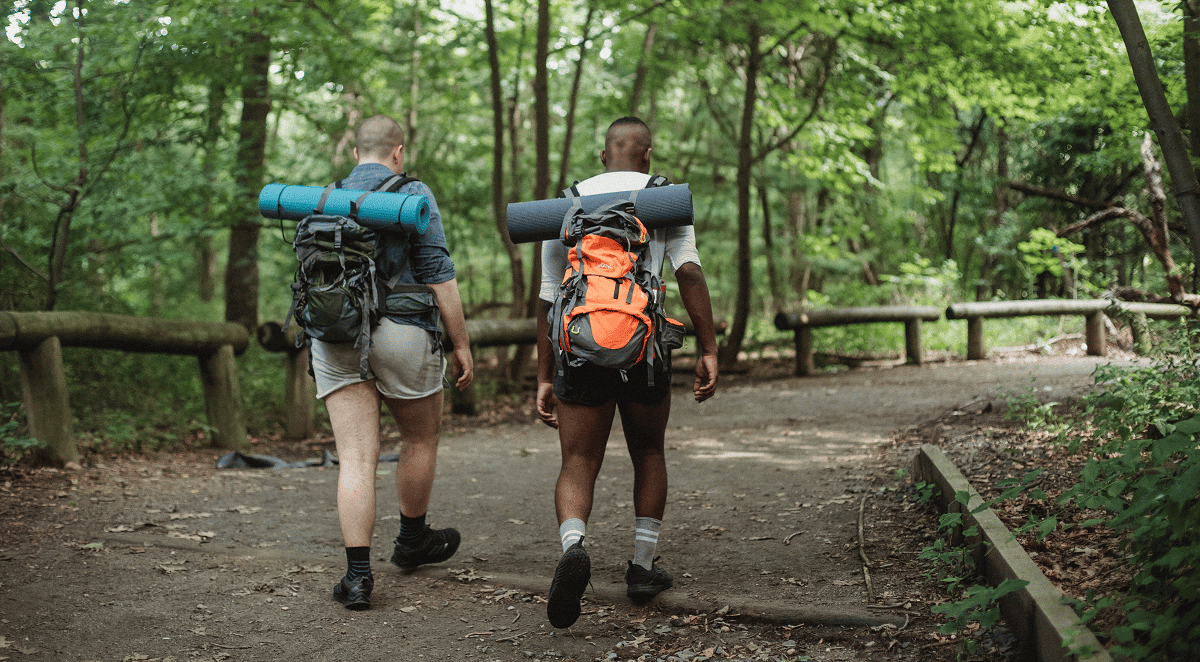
[[354, 115, 406, 170], [601, 117, 652, 173]]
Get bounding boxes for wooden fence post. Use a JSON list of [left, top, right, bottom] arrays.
[[1085, 312, 1106, 357], [904, 318, 923, 365], [966, 317, 986, 360], [795, 326, 815, 377], [198, 344, 248, 450], [284, 346, 316, 440], [19, 337, 78, 466]]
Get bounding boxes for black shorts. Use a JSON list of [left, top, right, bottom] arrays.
[[553, 356, 671, 407]]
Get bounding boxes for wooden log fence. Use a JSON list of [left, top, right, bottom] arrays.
[[260, 316, 722, 434], [774, 306, 943, 377], [0, 311, 250, 465], [945, 299, 1194, 360]]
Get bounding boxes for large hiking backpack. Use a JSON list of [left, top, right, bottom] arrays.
[[283, 173, 419, 379], [548, 180, 684, 384]]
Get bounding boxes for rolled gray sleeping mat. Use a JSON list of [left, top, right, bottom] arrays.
[[506, 183, 693, 244]]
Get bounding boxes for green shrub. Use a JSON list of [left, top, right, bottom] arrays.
[[1058, 322, 1200, 659]]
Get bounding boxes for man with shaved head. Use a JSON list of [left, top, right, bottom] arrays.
[[536, 116, 720, 628], [317, 113, 474, 610]]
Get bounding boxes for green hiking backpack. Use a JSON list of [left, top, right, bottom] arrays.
[[283, 173, 429, 379]]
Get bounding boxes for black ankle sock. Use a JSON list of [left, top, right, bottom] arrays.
[[398, 513, 427, 545], [345, 546, 372, 579]]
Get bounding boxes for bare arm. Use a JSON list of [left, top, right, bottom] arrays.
[[535, 298, 559, 428], [674, 262, 718, 402], [427, 278, 474, 391]]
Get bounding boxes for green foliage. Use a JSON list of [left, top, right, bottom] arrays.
[[0, 401, 44, 465], [1002, 377, 1063, 433], [1018, 228, 1085, 281], [912, 485, 1030, 656], [1049, 323, 1200, 659]]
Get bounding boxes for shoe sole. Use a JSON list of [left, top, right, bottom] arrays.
[[391, 536, 461, 574], [333, 586, 371, 610], [334, 593, 371, 610], [626, 581, 671, 603], [547, 547, 591, 629]]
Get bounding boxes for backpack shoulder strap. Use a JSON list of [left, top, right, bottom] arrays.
[[378, 173, 419, 193], [646, 174, 671, 188]]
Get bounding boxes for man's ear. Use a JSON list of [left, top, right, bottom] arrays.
[[642, 146, 653, 168], [353, 147, 359, 162], [600, 149, 608, 168]]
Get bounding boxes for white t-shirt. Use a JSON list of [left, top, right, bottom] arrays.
[[538, 171, 701, 302]]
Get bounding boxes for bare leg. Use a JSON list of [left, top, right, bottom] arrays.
[[554, 400, 618, 524], [384, 390, 444, 518], [326, 381, 383, 547], [619, 392, 672, 520]]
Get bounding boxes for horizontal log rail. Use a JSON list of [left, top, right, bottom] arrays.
[[945, 299, 1195, 360], [774, 306, 942, 377], [1, 311, 250, 465], [258, 316, 723, 435]]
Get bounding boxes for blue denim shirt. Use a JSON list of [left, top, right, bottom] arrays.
[[340, 163, 456, 333]]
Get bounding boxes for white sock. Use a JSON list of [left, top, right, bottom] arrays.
[[559, 518, 586, 553], [633, 517, 662, 569]]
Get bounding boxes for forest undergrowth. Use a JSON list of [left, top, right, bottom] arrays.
[[900, 328, 1200, 661]]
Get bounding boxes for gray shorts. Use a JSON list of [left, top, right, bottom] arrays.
[[310, 319, 446, 400]]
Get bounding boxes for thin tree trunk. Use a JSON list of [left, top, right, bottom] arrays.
[[977, 120, 1009, 301], [555, 5, 595, 194], [198, 79, 227, 303], [718, 20, 761, 368], [1185, 1, 1200, 143], [485, 0, 524, 319], [758, 180, 781, 311], [47, 6, 89, 310], [408, 3, 420, 163], [629, 23, 658, 117], [1108, 0, 1200, 276], [225, 27, 271, 332]]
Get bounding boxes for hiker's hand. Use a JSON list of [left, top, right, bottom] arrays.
[[693, 354, 718, 403], [536, 381, 559, 429], [451, 346, 474, 391]]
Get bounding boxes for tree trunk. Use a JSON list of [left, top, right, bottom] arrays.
[[533, 0, 550, 203], [787, 189, 809, 304], [485, 0, 525, 323], [1184, 1, 1200, 144], [718, 20, 761, 368], [555, 5, 595, 194], [629, 23, 658, 117], [225, 28, 271, 332], [978, 119, 1009, 301], [198, 79, 227, 304], [758, 180, 781, 312], [407, 3, 421, 163], [47, 11, 89, 311], [1108, 0, 1200, 274]]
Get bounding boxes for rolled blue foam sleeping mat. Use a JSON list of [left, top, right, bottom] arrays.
[[258, 183, 430, 234], [506, 183, 693, 244]]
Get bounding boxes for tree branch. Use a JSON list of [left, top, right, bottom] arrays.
[[1008, 182, 1113, 210]]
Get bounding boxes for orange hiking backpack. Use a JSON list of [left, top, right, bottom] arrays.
[[548, 187, 684, 384]]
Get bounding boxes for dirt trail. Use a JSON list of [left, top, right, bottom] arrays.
[[0, 354, 1137, 661]]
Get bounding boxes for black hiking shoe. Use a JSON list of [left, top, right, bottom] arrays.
[[332, 574, 373, 610], [547, 541, 591, 629], [390, 525, 461, 574], [625, 558, 673, 603]]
